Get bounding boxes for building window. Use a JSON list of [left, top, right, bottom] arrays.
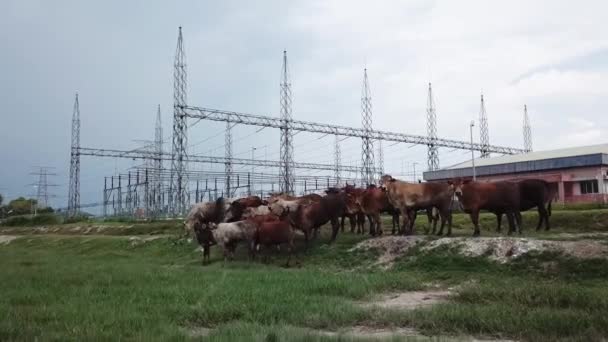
[[580, 180, 599, 194]]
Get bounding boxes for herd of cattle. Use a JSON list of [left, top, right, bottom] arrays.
[[185, 175, 556, 265]]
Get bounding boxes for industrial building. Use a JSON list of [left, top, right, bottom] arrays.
[[423, 143, 608, 204]]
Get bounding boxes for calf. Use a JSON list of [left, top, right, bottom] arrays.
[[453, 180, 521, 236], [380, 175, 454, 236], [205, 220, 258, 261], [193, 223, 217, 265], [253, 220, 296, 266]]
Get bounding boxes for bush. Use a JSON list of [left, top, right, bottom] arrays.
[[0, 214, 61, 227]]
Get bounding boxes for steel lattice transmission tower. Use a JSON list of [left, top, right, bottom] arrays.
[[67, 93, 81, 217], [523, 104, 533, 152], [479, 94, 490, 158], [225, 120, 233, 197], [279, 50, 295, 194], [426, 83, 439, 171], [361, 68, 375, 186], [32, 167, 57, 209], [154, 105, 163, 214], [334, 135, 341, 186], [377, 140, 384, 179], [170, 27, 189, 215]]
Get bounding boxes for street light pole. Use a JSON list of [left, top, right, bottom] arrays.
[[470, 121, 476, 181]]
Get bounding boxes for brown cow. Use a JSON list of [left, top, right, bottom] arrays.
[[380, 175, 454, 236], [495, 179, 556, 232], [252, 220, 296, 266], [289, 190, 357, 246], [340, 185, 367, 234], [356, 185, 400, 236], [225, 196, 267, 222], [453, 180, 521, 236]]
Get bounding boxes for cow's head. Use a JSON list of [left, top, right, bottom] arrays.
[[343, 192, 359, 215], [379, 174, 395, 191], [450, 179, 471, 198]]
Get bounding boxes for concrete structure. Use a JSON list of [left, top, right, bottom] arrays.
[[423, 143, 608, 204]]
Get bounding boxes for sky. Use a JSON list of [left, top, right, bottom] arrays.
[[1, 0, 607, 210]]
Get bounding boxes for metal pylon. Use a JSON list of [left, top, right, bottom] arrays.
[[67, 93, 81, 217], [479, 94, 490, 158], [279, 50, 295, 194], [523, 104, 533, 152], [334, 135, 341, 186], [225, 120, 233, 197], [426, 83, 439, 170], [361, 68, 375, 186], [170, 27, 189, 215]]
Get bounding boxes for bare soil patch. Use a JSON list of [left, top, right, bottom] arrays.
[[358, 290, 452, 311], [0, 235, 19, 245]]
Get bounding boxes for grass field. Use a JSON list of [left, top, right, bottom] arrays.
[[1, 210, 608, 341]]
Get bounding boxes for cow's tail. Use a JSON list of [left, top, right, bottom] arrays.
[[547, 199, 552, 217]]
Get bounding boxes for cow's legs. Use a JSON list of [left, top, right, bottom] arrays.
[[374, 213, 383, 236], [329, 217, 340, 242], [340, 215, 346, 233], [367, 214, 375, 236], [392, 213, 399, 235], [515, 211, 523, 234], [496, 213, 503, 233], [349, 215, 356, 233], [400, 208, 410, 235], [471, 210, 481, 237], [506, 212, 516, 235], [536, 205, 548, 231]]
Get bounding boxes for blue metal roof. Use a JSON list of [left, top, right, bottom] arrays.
[[423, 153, 608, 181]]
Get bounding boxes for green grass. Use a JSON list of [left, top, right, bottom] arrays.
[[2, 210, 608, 341]]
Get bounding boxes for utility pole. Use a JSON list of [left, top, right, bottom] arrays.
[[470, 121, 476, 181], [412, 162, 418, 182], [361, 68, 375, 186], [154, 105, 163, 215]]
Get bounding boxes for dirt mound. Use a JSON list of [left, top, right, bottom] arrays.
[[352, 236, 608, 265], [423, 237, 608, 263], [350, 236, 426, 268], [358, 290, 451, 310]]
